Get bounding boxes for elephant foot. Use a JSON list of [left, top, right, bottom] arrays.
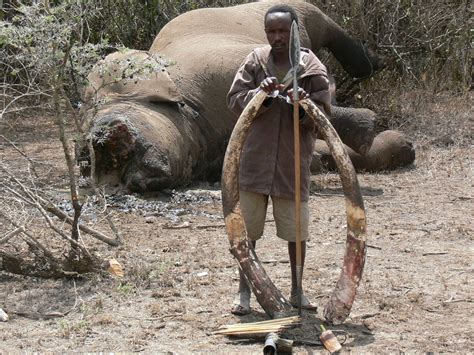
[[313, 130, 416, 173], [330, 106, 376, 155]]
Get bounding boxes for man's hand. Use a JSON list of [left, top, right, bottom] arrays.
[[287, 88, 309, 103], [259, 77, 284, 94]]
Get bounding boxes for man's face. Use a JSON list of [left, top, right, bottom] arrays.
[[264, 12, 292, 56]]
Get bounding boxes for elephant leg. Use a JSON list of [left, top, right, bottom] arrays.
[[313, 130, 415, 173], [365, 130, 415, 171], [330, 105, 376, 156]]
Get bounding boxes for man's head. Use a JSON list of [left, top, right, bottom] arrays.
[[264, 5, 299, 56]]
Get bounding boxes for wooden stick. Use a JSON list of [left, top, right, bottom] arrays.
[[0, 227, 24, 245], [218, 316, 300, 329], [293, 99, 302, 316], [215, 316, 300, 335]]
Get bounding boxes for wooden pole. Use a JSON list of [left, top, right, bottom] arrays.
[[293, 100, 302, 315]]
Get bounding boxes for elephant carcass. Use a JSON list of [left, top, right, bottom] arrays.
[[83, 1, 384, 191], [313, 130, 416, 173]]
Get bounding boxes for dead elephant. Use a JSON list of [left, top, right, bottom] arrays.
[[81, 0, 412, 192]]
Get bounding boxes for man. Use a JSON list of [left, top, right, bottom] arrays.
[[226, 4, 331, 315]]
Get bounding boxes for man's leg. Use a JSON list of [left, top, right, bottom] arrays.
[[288, 240, 317, 310], [288, 240, 306, 295], [272, 196, 317, 311]]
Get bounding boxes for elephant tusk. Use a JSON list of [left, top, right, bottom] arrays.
[[221, 90, 293, 318], [299, 98, 367, 324], [222, 92, 367, 322]]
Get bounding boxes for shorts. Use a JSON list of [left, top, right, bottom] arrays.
[[239, 190, 309, 242]]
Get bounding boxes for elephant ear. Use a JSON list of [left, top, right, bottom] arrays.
[[83, 49, 182, 104]]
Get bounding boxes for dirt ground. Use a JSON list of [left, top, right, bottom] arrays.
[[0, 93, 472, 353]]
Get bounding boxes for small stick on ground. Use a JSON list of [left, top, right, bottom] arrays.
[[0, 227, 25, 245]]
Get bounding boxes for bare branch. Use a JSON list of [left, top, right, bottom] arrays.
[[0, 227, 25, 245]]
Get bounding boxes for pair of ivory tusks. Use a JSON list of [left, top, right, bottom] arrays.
[[222, 90, 367, 323]]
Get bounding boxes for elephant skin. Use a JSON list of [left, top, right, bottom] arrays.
[[83, 0, 386, 191], [85, 102, 211, 191], [313, 130, 416, 173], [329, 105, 376, 156]]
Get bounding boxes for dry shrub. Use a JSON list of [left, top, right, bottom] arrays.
[[71, 0, 252, 50], [354, 83, 472, 144], [316, 0, 470, 93], [314, 0, 471, 143], [401, 91, 473, 146]]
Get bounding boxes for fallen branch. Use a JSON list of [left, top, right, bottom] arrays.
[[10, 311, 67, 320], [0, 250, 78, 278], [452, 196, 473, 201], [351, 311, 381, 319], [2, 182, 88, 253], [1, 165, 119, 247], [0, 226, 25, 245], [163, 222, 191, 229], [19, 188, 91, 256], [0, 211, 62, 265], [40, 196, 120, 246], [422, 252, 448, 256], [442, 297, 473, 304], [194, 223, 226, 229]]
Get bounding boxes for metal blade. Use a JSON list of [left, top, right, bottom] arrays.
[[289, 20, 300, 101]]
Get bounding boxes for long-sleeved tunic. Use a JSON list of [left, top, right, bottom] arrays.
[[227, 45, 331, 201]]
